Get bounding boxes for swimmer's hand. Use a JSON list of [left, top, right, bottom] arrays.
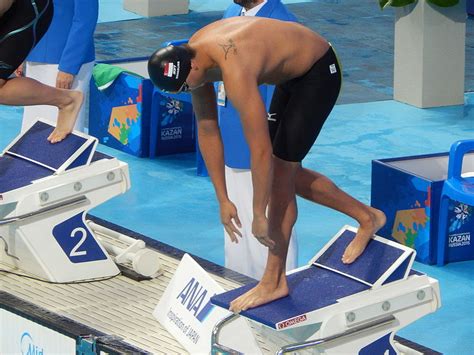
[[220, 200, 242, 243], [252, 214, 275, 249]]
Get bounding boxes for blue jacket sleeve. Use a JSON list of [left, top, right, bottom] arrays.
[[58, 0, 98, 75]]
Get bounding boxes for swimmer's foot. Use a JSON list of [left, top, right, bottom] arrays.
[[48, 90, 83, 143], [342, 208, 386, 264], [229, 277, 289, 313]]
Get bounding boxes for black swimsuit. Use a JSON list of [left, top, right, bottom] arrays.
[[0, 0, 53, 79], [268, 45, 342, 162]]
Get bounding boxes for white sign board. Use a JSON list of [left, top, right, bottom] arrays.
[[0, 308, 76, 354], [153, 253, 261, 354]]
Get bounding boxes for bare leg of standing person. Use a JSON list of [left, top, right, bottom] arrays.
[[295, 167, 386, 264], [0, 0, 81, 142], [230, 157, 298, 312], [0, 77, 83, 143], [229, 160, 388, 312]]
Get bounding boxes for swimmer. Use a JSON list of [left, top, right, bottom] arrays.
[[148, 17, 386, 312]]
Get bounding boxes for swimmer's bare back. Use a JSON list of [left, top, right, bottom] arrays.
[[189, 17, 330, 86]]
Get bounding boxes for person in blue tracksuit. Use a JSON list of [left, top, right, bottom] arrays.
[[219, 0, 299, 279], [0, 0, 83, 143], [21, 0, 98, 135]]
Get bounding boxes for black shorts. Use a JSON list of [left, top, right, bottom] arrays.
[[0, 0, 53, 80], [268, 46, 342, 162]]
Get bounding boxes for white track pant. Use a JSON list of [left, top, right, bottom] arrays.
[[224, 166, 298, 279]]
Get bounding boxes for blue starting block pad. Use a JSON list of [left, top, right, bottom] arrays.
[[0, 155, 52, 194], [0, 120, 98, 194], [211, 226, 416, 330]]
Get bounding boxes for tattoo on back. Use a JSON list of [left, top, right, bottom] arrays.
[[218, 39, 237, 60]]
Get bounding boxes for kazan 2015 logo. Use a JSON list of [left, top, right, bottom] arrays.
[[176, 277, 215, 322], [449, 203, 472, 233]]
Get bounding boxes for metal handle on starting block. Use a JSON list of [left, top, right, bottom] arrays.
[[87, 220, 162, 277], [211, 314, 243, 355], [276, 315, 396, 354], [0, 196, 88, 226]]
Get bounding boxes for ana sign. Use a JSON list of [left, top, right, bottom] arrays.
[[153, 254, 261, 353]]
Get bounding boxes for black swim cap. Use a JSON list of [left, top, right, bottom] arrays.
[[148, 45, 192, 93]]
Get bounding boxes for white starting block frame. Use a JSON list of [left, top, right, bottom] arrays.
[[211, 226, 441, 354], [0, 120, 132, 283]]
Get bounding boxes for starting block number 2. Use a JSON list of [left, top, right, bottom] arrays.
[[70, 228, 88, 257], [53, 213, 107, 263]]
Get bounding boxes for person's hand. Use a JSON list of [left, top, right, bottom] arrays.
[[252, 214, 275, 249], [220, 200, 242, 243], [14, 63, 24, 77], [56, 71, 75, 89]]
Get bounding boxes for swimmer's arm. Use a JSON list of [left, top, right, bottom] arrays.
[[191, 83, 228, 203], [223, 73, 273, 219], [0, 0, 15, 17]]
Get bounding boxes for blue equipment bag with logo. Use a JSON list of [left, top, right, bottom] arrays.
[[149, 88, 196, 157]]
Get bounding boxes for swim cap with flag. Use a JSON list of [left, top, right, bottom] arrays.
[[148, 45, 192, 93]]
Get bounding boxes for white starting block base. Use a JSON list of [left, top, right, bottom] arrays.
[[0, 120, 132, 283], [212, 226, 441, 354], [123, 0, 189, 17]]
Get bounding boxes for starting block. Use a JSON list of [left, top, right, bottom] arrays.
[[211, 226, 441, 354], [0, 120, 132, 283]]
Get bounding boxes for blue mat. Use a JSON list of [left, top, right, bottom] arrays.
[[212, 228, 413, 329], [0, 155, 52, 193], [8, 121, 88, 171], [211, 266, 370, 329], [315, 229, 406, 285]]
